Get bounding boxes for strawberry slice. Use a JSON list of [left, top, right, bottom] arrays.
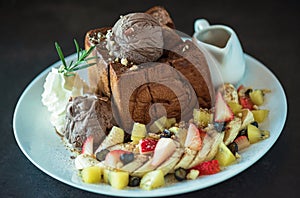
[[184, 123, 202, 151], [191, 160, 220, 176], [214, 92, 234, 122], [139, 138, 158, 154], [151, 138, 176, 167], [239, 96, 254, 110], [234, 135, 250, 151], [82, 136, 93, 155]]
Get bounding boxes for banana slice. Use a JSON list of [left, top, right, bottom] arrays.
[[174, 147, 197, 170], [131, 158, 156, 177], [156, 147, 184, 175], [223, 117, 242, 145], [188, 133, 213, 168], [74, 154, 99, 170], [205, 130, 225, 161], [121, 154, 149, 174]]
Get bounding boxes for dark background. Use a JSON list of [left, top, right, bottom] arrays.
[[1, 0, 299, 197]]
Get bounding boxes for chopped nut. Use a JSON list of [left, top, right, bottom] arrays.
[[129, 65, 138, 71], [114, 57, 119, 62], [186, 169, 199, 180], [121, 58, 128, 66]]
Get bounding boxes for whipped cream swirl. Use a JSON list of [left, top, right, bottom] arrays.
[[41, 67, 90, 133]]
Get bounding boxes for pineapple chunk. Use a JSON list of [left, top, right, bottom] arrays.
[[149, 116, 168, 133], [214, 142, 236, 166], [103, 169, 111, 184], [167, 118, 176, 128], [247, 124, 270, 143], [228, 102, 242, 115], [249, 90, 264, 106], [140, 170, 165, 190], [109, 171, 129, 189], [193, 108, 212, 128], [81, 166, 102, 184], [252, 109, 269, 123], [131, 123, 147, 143]]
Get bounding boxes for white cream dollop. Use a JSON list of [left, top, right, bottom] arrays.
[[41, 67, 90, 133]]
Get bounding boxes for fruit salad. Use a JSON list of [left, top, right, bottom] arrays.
[[74, 83, 271, 190]]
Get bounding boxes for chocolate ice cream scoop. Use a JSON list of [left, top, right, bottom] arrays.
[[64, 94, 115, 148], [106, 13, 164, 64]]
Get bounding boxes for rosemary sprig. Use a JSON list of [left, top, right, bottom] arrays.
[[55, 39, 96, 76]]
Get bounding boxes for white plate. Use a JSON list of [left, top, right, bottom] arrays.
[[13, 53, 287, 197]]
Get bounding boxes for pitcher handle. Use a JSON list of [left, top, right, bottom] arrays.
[[194, 19, 210, 32]]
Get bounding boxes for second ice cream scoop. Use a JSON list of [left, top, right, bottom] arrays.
[[106, 13, 164, 64]]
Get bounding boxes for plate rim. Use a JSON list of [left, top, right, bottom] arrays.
[[13, 53, 288, 197]]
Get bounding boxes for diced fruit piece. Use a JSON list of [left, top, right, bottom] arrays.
[[227, 102, 242, 115], [214, 142, 236, 166], [191, 159, 220, 175], [131, 123, 147, 143], [247, 124, 268, 144], [240, 109, 255, 129], [103, 169, 111, 184], [184, 123, 202, 151], [166, 118, 176, 128], [120, 152, 134, 165], [193, 108, 212, 128], [95, 149, 110, 161], [75, 154, 99, 170], [128, 176, 141, 187], [252, 109, 269, 123], [152, 138, 176, 167], [214, 92, 234, 122], [139, 138, 158, 155], [249, 90, 264, 106], [94, 126, 124, 154], [234, 135, 250, 151], [239, 96, 254, 110], [186, 169, 199, 180], [174, 167, 187, 181], [104, 150, 129, 169], [109, 171, 129, 189], [140, 170, 165, 190], [81, 166, 102, 184], [149, 116, 168, 133], [82, 136, 93, 155], [169, 126, 179, 133]]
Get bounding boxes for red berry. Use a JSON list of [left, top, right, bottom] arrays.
[[139, 138, 158, 154], [239, 96, 254, 110], [234, 135, 250, 151], [191, 160, 220, 175]]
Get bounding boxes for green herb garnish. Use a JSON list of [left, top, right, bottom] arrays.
[[55, 39, 96, 76]]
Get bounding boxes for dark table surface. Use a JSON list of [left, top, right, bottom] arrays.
[[1, 0, 299, 197]]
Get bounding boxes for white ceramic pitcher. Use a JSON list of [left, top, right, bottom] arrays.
[[193, 19, 246, 85]]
